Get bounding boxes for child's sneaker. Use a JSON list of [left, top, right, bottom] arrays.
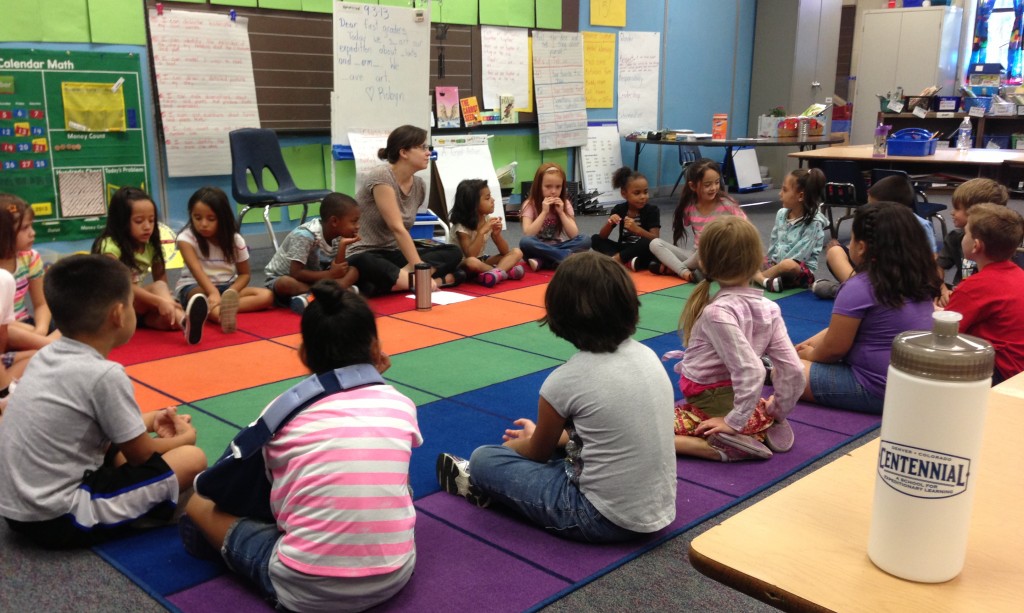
[[508, 264, 526, 280], [527, 258, 541, 272], [627, 257, 640, 272], [689, 269, 705, 283], [764, 277, 784, 292], [812, 279, 840, 299], [478, 269, 507, 288], [764, 418, 795, 453], [648, 261, 667, 275], [707, 432, 773, 462], [219, 289, 240, 334], [436, 453, 491, 508], [178, 514, 221, 560], [290, 293, 310, 316], [183, 294, 208, 345]]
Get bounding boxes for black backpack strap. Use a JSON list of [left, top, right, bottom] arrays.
[[229, 363, 385, 459]]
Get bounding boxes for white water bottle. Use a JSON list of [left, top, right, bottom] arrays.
[[867, 311, 994, 583], [956, 117, 972, 151]]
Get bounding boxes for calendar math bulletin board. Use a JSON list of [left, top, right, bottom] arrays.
[[0, 49, 150, 242]]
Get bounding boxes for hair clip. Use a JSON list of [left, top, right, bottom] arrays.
[[7, 204, 18, 214]]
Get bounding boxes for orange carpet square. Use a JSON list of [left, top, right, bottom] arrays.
[[630, 271, 687, 293], [126, 341, 308, 402], [133, 382, 180, 413], [391, 296, 545, 336], [485, 283, 549, 308], [377, 318, 463, 354]]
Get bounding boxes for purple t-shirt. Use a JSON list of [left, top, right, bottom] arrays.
[[833, 273, 934, 398]]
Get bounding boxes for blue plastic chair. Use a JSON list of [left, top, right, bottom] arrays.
[[229, 128, 332, 250], [670, 144, 702, 196], [870, 168, 948, 240]]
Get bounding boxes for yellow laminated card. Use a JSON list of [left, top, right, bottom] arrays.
[[61, 82, 126, 132]]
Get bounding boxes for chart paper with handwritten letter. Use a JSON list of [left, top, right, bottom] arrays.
[[331, 1, 431, 146], [148, 9, 261, 177], [617, 31, 660, 135], [533, 31, 587, 151]]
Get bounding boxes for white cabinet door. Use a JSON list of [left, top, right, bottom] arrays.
[[894, 9, 944, 91], [852, 11, 902, 145]]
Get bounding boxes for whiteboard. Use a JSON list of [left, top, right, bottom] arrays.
[[331, 2, 431, 146], [431, 137, 507, 229], [732, 148, 764, 190], [580, 124, 625, 204]]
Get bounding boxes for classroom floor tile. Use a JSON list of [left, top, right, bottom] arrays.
[[390, 296, 545, 337], [126, 341, 307, 402]]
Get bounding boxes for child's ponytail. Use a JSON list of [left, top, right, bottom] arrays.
[[790, 168, 825, 225], [300, 281, 378, 373], [679, 278, 713, 346]]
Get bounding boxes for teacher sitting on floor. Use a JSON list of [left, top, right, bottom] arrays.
[[348, 125, 463, 296]]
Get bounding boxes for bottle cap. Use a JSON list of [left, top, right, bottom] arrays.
[[890, 311, 994, 381]]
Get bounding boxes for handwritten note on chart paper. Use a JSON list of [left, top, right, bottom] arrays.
[[148, 9, 261, 177], [533, 31, 588, 151], [481, 26, 530, 111], [332, 2, 430, 146], [617, 31, 660, 135]]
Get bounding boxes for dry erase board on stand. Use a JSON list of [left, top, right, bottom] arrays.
[[579, 123, 624, 204]]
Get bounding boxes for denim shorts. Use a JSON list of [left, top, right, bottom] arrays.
[[222, 517, 282, 604], [809, 361, 884, 414], [177, 282, 233, 306]]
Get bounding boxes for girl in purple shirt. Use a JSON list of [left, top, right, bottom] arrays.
[[797, 202, 940, 413]]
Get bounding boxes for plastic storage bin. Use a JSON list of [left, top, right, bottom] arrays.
[[962, 97, 993, 114], [887, 128, 938, 156], [982, 134, 1011, 149]]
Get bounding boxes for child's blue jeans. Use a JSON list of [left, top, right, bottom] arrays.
[[468, 444, 642, 543]]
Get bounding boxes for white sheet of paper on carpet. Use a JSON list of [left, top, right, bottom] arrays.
[[481, 26, 530, 111], [405, 291, 475, 306], [533, 31, 588, 150], [148, 9, 261, 177], [617, 31, 660, 135]]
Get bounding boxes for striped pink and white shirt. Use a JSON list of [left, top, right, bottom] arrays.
[[688, 199, 746, 246], [265, 384, 422, 578]]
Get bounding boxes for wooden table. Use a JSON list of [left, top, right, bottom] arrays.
[[625, 135, 845, 171], [689, 377, 1024, 612], [790, 144, 1024, 187]]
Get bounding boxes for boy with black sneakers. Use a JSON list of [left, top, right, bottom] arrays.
[[945, 204, 1024, 384], [0, 255, 206, 548], [263, 192, 361, 314]]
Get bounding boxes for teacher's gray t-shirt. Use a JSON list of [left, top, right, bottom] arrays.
[[349, 165, 424, 258]]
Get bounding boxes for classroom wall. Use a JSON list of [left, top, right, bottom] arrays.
[[579, 0, 756, 193], [3, 1, 757, 254]]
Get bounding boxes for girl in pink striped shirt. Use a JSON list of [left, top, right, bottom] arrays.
[[182, 281, 420, 612], [649, 159, 745, 281], [670, 216, 804, 462]]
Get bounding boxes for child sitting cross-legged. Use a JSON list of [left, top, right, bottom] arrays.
[[0, 254, 206, 548], [449, 178, 526, 287], [945, 203, 1024, 384], [672, 216, 805, 462], [181, 281, 420, 611], [436, 251, 676, 542], [936, 178, 1009, 307], [263, 192, 360, 315]]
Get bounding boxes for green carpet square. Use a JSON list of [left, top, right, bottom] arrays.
[[186, 410, 242, 460], [637, 293, 687, 334], [192, 377, 304, 427], [652, 283, 697, 300], [385, 381, 441, 406], [476, 321, 577, 361], [386, 338, 562, 398]]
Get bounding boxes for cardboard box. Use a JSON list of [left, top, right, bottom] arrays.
[[712, 113, 728, 139]]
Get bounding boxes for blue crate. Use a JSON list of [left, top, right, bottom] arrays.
[[887, 128, 937, 156], [962, 97, 993, 113]]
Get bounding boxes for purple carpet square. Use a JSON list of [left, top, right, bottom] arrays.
[[168, 574, 271, 612], [788, 400, 881, 435], [415, 480, 733, 582], [374, 514, 569, 612], [676, 421, 848, 496]]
